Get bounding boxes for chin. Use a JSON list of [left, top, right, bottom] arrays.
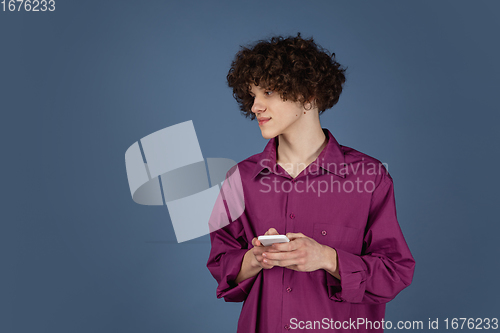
[[259, 129, 277, 140]]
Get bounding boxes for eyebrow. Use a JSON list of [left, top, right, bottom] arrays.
[[248, 85, 268, 97]]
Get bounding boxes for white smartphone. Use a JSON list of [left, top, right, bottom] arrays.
[[258, 235, 290, 247]]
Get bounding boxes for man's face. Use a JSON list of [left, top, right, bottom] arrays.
[[249, 84, 307, 140]]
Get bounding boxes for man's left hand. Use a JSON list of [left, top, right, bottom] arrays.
[[262, 232, 340, 278]]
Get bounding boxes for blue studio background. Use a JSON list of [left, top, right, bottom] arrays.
[[1, 1, 499, 332]]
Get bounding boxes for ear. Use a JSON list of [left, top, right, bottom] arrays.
[[304, 97, 317, 111]]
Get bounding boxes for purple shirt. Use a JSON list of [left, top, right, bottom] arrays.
[[207, 128, 415, 332]]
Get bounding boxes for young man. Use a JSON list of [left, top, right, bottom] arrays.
[[207, 34, 415, 332]]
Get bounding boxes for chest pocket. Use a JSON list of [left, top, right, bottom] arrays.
[[313, 223, 363, 254]]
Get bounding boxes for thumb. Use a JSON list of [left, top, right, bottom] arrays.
[[265, 228, 279, 235], [252, 237, 262, 247]]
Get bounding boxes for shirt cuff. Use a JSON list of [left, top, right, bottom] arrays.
[[216, 249, 258, 302], [326, 248, 367, 303]]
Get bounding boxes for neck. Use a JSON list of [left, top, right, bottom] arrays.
[[276, 121, 327, 166]]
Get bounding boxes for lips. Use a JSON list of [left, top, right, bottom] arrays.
[[258, 117, 271, 126]]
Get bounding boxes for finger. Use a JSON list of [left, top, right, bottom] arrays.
[[253, 246, 280, 257], [264, 247, 282, 253], [272, 240, 302, 252], [254, 252, 275, 269], [263, 257, 302, 268], [265, 228, 279, 235], [263, 250, 301, 261], [261, 262, 275, 269], [286, 232, 306, 241], [284, 264, 301, 272]]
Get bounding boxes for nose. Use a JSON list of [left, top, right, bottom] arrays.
[[251, 96, 266, 115]]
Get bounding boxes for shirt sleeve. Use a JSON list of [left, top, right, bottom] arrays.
[[326, 173, 416, 304], [207, 220, 257, 302], [206, 169, 258, 303]]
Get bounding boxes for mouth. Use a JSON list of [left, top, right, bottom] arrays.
[[258, 117, 271, 126]]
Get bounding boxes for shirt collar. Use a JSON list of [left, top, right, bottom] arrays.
[[251, 128, 347, 179]]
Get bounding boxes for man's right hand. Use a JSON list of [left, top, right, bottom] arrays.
[[251, 228, 281, 270], [235, 228, 281, 283]]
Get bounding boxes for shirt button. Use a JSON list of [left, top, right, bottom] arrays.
[[321, 230, 327, 236], [284, 324, 290, 330], [289, 213, 295, 219], [286, 287, 292, 293]]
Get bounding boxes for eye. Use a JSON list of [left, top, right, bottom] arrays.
[[264, 90, 273, 96]]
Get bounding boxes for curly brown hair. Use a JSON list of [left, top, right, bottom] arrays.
[[227, 33, 346, 120]]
